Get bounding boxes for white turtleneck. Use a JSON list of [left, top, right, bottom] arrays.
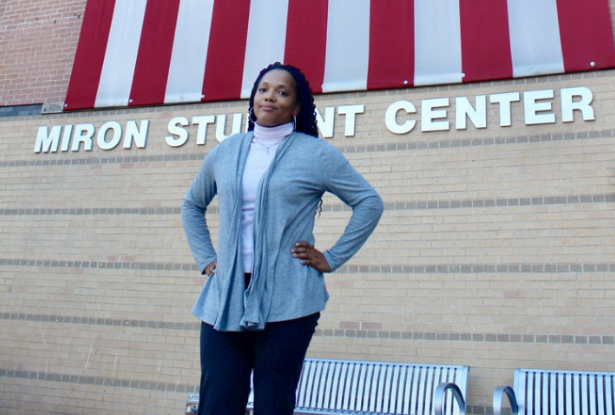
[[241, 122, 294, 274]]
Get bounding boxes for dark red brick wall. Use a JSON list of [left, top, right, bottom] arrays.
[[0, 0, 86, 106]]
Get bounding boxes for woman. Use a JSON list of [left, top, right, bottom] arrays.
[[182, 62, 383, 415]]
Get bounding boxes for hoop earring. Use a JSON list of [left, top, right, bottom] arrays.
[[292, 114, 297, 130], [248, 107, 257, 123]]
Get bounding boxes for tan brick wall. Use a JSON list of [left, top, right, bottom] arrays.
[[1, 1, 615, 414], [1, 70, 615, 414]]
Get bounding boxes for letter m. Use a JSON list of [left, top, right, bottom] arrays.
[[34, 125, 62, 153]]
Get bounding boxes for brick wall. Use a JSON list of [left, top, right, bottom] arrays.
[[0, 0, 85, 106], [1, 70, 614, 414], [1, 1, 615, 414]]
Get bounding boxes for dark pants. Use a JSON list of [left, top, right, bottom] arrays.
[[197, 312, 320, 415]]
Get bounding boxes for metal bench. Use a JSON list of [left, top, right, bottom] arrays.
[[493, 368, 615, 415], [186, 357, 470, 414]]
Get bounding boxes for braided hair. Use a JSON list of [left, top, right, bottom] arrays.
[[247, 62, 319, 138]]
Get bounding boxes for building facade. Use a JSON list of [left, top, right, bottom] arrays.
[[1, 1, 614, 414]]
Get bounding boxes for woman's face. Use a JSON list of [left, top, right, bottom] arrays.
[[253, 69, 300, 127]]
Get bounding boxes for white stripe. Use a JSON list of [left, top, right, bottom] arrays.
[[165, 0, 214, 103], [508, 0, 564, 77], [240, 0, 290, 98], [322, 0, 370, 92], [95, 0, 147, 108], [414, 0, 462, 86]]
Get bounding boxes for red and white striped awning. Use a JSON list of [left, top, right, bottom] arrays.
[[64, 0, 615, 111]]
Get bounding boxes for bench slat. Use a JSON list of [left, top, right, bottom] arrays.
[[557, 372, 564, 415], [543, 373, 559, 410], [442, 366, 460, 415], [337, 361, 349, 410], [413, 365, 424, 414], [355, 362, 369, 412], [542, 372, 549, 414], [314, 360, 325, 409], [606, 375, 614, 415], [440, 367, 454, 415], [526, 371, 535, 414], [422, 366, 434, 414], [402, 365, 412, 414], [596, 375, 603, 415], [589, 373, 597, 415], [390, 365, 400, 413], [374, 363, 385, 413], [580, 373, 589, 414], [323, 360, 339, 410]]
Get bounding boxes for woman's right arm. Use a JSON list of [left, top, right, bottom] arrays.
[[181, 148, 218, 274]]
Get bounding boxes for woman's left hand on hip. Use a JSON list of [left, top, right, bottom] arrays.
[[291, 242, 331, 272]]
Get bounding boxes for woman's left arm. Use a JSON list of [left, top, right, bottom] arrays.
[[319, 150, 384, 272]]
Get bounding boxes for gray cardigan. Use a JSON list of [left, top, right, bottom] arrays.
[[182, 131, 383, 331]]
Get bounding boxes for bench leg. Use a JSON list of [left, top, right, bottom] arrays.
[[493, 386, 519, 415], [434, 382, 467, 415]]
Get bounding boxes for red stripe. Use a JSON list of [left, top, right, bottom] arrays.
[[284, 0, 328, 94], [556, 0, 615, 72], [367, 0, 414, 90], [63, 0, 116, 111], [128, 0, 181, 107], [459, 0, 512, 83], [201, 0, 251, 102]]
